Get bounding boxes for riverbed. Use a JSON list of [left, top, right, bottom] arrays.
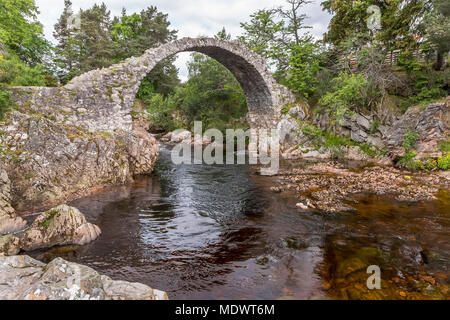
[[28, 144, 450, 300]]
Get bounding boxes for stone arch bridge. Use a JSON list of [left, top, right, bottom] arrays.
[[11, 38, 295, 133]]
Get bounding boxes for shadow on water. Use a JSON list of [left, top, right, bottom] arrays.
[[28, 144, 450, 300]]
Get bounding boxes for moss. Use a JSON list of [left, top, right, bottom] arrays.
[[439, 139, 450, 154], [24, 173, 33, 180]]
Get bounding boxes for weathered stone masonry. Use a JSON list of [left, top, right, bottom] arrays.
[[9, 37, 296, 133]]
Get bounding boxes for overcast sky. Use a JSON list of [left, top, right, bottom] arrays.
[[35, 0, 331, 81]]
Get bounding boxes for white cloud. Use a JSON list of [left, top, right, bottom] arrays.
[[35, 0, 331, 81]]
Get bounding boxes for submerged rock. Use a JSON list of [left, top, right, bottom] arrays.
[[0, 255, 168, 300], [20, 205, 101, 251]]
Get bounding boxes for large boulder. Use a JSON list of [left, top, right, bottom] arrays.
[[0, 169, 27, 235], [170, 129, 191, 143], [0, 255, 168, 300], [0, 235, 20, 256], [20, 205, 101, 251]]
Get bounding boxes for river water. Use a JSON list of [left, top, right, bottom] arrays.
[[29, 144, 450, 300]]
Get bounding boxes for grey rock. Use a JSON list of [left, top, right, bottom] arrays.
[[0, 235, 20, 256], [0, 255, 168, 300]]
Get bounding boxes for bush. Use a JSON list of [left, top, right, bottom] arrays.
[[287, 41, 322, 98], [398, 151, 417, 170], [402, 130, 419, 151], [319, 72, 377, 124], [0, 53, 48, 86], [424, 158, 437, 171]]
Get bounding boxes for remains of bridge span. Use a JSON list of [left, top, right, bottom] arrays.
[[10, 37, 296, 132]]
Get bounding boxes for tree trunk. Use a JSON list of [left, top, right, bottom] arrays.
[[433, 51, 444, 71]]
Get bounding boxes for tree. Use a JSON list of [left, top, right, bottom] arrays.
[[321, 0, 429, 52], [53, 0, 81, 82], [75, 3, 116, 75], [287, 38, 323, 98], [240, 0, 314, 82], [424, 0, 450, 70], [0, 0, 51, 66], [112, 7, 179, 97]]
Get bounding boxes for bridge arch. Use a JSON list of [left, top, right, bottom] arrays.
[[65, 38, 295, 132]]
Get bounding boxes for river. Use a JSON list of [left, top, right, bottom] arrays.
[[28, 144, 450, 300]]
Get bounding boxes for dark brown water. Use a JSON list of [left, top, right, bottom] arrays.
[[29, 145, 450, 300]]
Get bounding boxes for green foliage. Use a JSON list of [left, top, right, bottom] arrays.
[[319, 73, 373, 124], [321, 0, 428, 52], [239, 1, 313, 82], [397, 52, 447, 106], [300, 122, 379, 158], [424, 158, 438, 171], [145, 91, 184, 132], [439, 140, 450, 153], [0, 0, 52, 66], [0, 53, 48, 86], [402, 130, 419, 151], [180, 52, 248, 132], [0, 88, 14, 120], [398, 150, 417, 170], [287, 40, 322, 98]]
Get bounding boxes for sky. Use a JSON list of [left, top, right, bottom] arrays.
[[35, 0, 331, 81]]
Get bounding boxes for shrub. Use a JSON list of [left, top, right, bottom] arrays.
[[424, 158, 437, 171], [398, 151, 417, 170], [319, 72, 376, 124], [402, 130, 419, 151], [0, 53, 48, 86], [413, 160, 425, 170]]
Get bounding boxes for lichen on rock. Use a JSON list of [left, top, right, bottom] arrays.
[[0, 255, 168, 300]]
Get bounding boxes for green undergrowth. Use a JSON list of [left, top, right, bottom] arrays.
[[298, 121, 385, 159]]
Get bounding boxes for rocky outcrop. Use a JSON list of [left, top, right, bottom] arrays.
[[0, 235, 20, 256], [20, 205, 101, 252], [386, 99, 449, 160], [0, 111, 159, 213], [280, 98, 449, 164], [0, 255, 168, 300], [0, 169, 27, 235], [125, 127, 159, 175]]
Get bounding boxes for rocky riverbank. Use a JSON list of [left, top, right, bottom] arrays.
[[272, 161, 450, 213]]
